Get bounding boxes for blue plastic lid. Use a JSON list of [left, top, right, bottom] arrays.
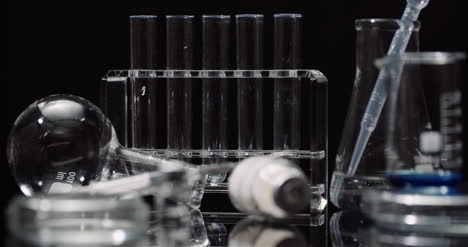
[[387, 170, 464, 187]]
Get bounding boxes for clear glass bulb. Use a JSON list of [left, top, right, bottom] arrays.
[[6, 94, 197, 197]]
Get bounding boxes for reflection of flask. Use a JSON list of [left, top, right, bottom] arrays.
[[206, 222, 228, 247], [153, 203, 209, 247], [364, 225, 468, 247], [228, 156, 311, 218], [331, 19, 420, 209], [229, 217, 306, 247], [330, 211, 371, 247]]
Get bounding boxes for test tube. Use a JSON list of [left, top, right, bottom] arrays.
[[236, 14, 264, 150], [130, 15, 162, 148], [273, 14, 302, 150], [202, 15, 231, 184], [166, 15, 194, 150]]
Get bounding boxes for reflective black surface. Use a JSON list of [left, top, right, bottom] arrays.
[[6, 207, 468, 246]]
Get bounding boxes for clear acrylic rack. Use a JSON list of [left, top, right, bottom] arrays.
[[101, 69, 328, 213]]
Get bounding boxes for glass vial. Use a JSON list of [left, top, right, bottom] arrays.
[[330, 19, 420, 209], [236, 14, 264, 150], [228, 156, 311, 218], [273, 14, 302, 150], [202, 15, 231, 184]]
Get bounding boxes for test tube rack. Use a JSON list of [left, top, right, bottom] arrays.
[[100, 14, 328, 215]]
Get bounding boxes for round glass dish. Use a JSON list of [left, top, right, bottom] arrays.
[[361, 188, 468, 236], [7, 194, 150, 246]]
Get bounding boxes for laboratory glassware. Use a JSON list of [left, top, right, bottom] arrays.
[[228, 155, 311, 218], [346, 0, 430, 177], [101, 13, 328, 214], [129, 15, 165, 149], [332, 0, 430, 208], [5, 93, 316, 215], [6, 94, 204, 208], [149, 202, 209, 247], [330, 210, 468, 247], [73, 155, 311, 218], [378, 52, 465, 181], [364, 225, 468, 247], [7, 194, 150, 246], [329, 211, 371, 247], [361, 52, 468, 235], [236, 14, 264, 150], [166, 15, 194, 150], [229, 217, 307, 247], [202, 15, 231, 185], [273, 13, 302, 150], [203, 212, 326, 246], [102, 69, 328, 214], [331, 19, 420, 209]]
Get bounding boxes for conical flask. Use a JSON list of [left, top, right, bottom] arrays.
[[331, 19, 420, 209]]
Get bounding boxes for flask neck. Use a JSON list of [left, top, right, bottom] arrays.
[[355, 19, 419, 71]]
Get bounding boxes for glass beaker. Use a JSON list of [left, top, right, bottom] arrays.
[[377, 52, 465, 184], [331, 19, 420, 209], [360, 53, 467, 238]]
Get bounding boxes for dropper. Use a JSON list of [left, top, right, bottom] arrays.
[[332, 0, 430, 202]]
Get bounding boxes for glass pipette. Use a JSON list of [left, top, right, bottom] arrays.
[[331, 0, 430, 201]]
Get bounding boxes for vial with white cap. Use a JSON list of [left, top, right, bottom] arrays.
[[228, 156, 311, 218]]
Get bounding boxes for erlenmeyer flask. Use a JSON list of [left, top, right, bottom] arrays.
[[331, 19, 420, 209], [6, 94, 204, 208]]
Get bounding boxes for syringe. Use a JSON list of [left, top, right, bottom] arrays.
[[331, 0, 430, 200]]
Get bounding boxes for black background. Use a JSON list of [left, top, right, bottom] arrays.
[[4, 0, 468, 241]]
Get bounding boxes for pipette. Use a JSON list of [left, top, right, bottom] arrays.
[[333, 0, 430, 197]]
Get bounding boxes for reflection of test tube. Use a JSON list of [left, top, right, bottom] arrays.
[[273, 14, 302, 150], [236, 14, 264, 150], [130, 15, 160, 148], [166, 15, 194, 150], [202, 15, 231, 184]]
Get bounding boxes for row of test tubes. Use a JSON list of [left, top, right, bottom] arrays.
[[128, 14, 304, 153]]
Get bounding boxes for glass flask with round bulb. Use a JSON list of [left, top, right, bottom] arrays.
[[6, 94, 204, 207]]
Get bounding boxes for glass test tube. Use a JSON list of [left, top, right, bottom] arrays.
[[236, 14, 264, 150], [130, 15, 161, 148], [202, 15, 231, 184], [166, 15, 194, 150], [273, 14, 302, 150]]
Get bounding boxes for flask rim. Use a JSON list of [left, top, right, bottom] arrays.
[[376, 52, 466, 67], [355, 18, 421, 31]]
